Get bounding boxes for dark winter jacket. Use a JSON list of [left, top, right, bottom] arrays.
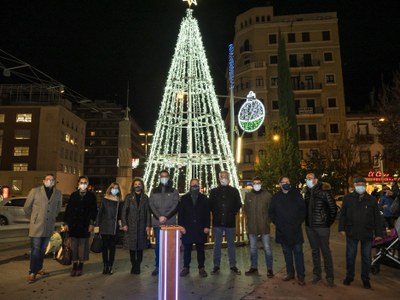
[[339, 191, 384, 240], [64, 190, 98, 238], [121, 192, 151, 251], [304, 182, 337, 228], [244, 188, 272, 235], [96, 196, 122, 236], [209, 185, 242, 228], [178, 192, 210, 244], [269, 189, 306, 245], [149, 182, 180, 227]]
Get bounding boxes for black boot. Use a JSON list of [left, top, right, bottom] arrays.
[[71, 262, 78, 277], [108, 264, 113, 275], [102, 264, 108, 275], [130, 250, 137, 274], [134, 250, 143, 274], [76, 263, 83, 276]]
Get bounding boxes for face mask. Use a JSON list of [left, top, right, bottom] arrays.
[[355, 186, 366, 194], [220, 178, 229, 186], [190, 185, 199, 191], [253, 184, 261, 192], [79, 184, 88, 191], [111, 188, 119, 196], [44, 180, 54, 188], [306, 179, 315, 189], [282, 183, 291, 191], [160, 177, 169, 185], [134, 186, 142, 192]]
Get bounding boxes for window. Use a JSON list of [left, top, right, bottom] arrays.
[[325, 74, 336, 84], [357, 123, 369, 135], [322, 31, 331, 41], [14, 147, 29, 156], [289, 54, 297, 67], [270, 77, 278, 87], [60, 147, 64, 158], [258, 150, 265, 158], [359, 151, 371, 164], [288, 33, 296, 43], [256, 16, 259, 22], [309, 124, 317, 140], [330, 123, 339, 134], [310, 149, 319, 158], [243, 149, 254, 163], [269, 34, 277, 44], [302, 32, 310, 42], [13, 163, 28, 171], [5, 198, 26, 207], [332, 149, 340, 160], [101, 140, 108, 146], [303, 53, 312, 66], [90, 131, 96, 137], [65, 133, 70, 143], [14, 129, 31, 139], [272, 100, 279, 110], [16, 113, 32, 123], [243, 39, 250, 51], [324, 52, 333, 62], [11, 179, 23, 194], [256, 77, 264, 87], [0, 114, 4, 122], [261, 16, 265, 22], [269, 55, 278, 65], [306, 99, 315, 108], [298, 124, 318, 140], [328, 98, 337, 108]]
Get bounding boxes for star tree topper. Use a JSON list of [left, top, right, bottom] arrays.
[[183, 0, 197, 8]]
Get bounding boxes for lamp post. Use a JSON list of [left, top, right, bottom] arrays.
[[139, 132, 153, 158]]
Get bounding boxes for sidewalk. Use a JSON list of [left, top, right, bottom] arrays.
[[0, 223, 398, 299]]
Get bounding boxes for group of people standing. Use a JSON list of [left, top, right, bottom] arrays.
[[23, 171, 385, 291]]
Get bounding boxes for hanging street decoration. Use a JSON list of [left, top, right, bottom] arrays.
[[183, 0, 197, 8], [143, 7, 239, 194], [238, 91, 266, 132]]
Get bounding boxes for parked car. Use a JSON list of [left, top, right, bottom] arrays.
[[0, 196, 67, 226]]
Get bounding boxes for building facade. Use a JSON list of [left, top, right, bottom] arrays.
[[74, 101, 145, 195], [229, 6, 347, 181], [0, 84, 86, 196]]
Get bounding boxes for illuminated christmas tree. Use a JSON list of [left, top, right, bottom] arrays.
[[143, 8, 239, 194]]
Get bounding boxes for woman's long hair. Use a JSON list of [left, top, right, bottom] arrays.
[[105, 182, 123, 201], [132, 177, 145, 194]]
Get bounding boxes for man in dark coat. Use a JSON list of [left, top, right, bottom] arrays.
[[178, 178, 210, 278], [339, 176, 383, 289], [209, 171, 242, 275], [304, 172, 337, 287], [269, 176, 306, 285]]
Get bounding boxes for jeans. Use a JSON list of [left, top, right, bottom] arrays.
[[213, 227, 236, 268], [346, 237, 372, 281], [29, 237, 50, 274], [249, 234, 273, 270], [281, 243, 305, 278], [154, 227, 160, 268], [305, 226, 334, 279], [101, 234, 117, 267], [183, 243, 205, 269]]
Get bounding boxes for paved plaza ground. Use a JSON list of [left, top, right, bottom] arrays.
[[0, 222, 398, 300]]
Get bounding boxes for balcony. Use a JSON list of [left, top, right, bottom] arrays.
[[293, 82, 323, 92], [290, 59, 320, 69], [354, 134, 374, 144], [296, 106, 324, 115], [299, 132, 326, 142], [235, 61, 266, 74]]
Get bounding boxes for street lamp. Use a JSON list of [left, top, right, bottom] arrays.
[[139, 132, 153, 157], [1, 63, 30, 77], [272, 134, 280, 142]]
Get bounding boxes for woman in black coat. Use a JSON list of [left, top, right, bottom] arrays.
[[178, 179, 210, 277], [64, 176, 98, 276], [121, 178, 151, 274], [96, 182, 123, 275]]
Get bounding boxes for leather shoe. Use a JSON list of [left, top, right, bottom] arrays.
[[245, 268, 258, 276], [282, 273, 295, 281], [211, 266, 220, 275], [363, 280, 371, 289], [180, 267, 190, 277], [199, 268, 208, 277], [267, 270, 274, 278], [230, 267, 241, 275], [36, 269, 49, 276], [298, 277, 306, 286], [343, 277, 353, 286]]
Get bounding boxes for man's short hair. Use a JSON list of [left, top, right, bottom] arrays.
[[353, 176, 366, 184], [78, 175, 89, 183], [252, 176, 262, 182], [306, 172, 318, 179], [43, 173, 55, 180], [219, 171, 230, 178], [160, 169, 169, 176]]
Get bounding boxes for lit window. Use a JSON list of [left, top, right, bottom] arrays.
[[13, 163, 28, 171], [270, 77, 278, 87], [0, 114, 5, 122], [90, 131, 96, 137], [14, 147, 29, 156], [14, 129, 31, 139], [16, 114, 32, 123], [65, 133, 70, 143], [11, 179, 23, 194]]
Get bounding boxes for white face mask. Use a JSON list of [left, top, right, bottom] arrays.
[[306, 179, 315, 189], [44, 179, 54, 188], [111, 188, 119, 196], [79, 183, 88, 191], [160, 177, 169, 185], [220, 178, 229, 186], [253, 184, 262, 192]]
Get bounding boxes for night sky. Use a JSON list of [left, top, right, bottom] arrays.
[[1, 0, 400, 130]]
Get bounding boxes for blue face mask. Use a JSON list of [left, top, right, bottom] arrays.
[[282, 183, 291, 191], [355, 186, 366, 194], [306, 179, 315, 189], [111, 188, 119, 196]]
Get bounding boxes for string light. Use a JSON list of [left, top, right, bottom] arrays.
[[143, 9, 239, 194]]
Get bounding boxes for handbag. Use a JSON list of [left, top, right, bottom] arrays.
[[56, 232, 72, 265], [90, 233, 103, 253]]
